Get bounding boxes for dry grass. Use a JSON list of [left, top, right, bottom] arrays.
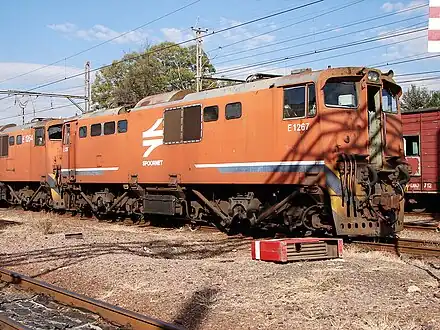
[[34, 216, 55, 235]]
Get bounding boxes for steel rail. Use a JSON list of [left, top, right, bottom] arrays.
[[352, 238, 440, 257], [0, 268, 184, 330], [404, 223, 440, 232], [0, 314, 33, 330]]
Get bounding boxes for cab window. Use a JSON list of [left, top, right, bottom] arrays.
[[382, 89, 398, 113], [48, 124, 62, 140], [34, 128, 45, 146], [63, 124, 70, 145], [323, 78, 358, 109]]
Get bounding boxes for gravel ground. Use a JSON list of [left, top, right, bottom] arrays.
[[0, 209, 439, 330]]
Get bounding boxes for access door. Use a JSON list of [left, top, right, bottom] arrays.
[[367, 85, 384, 167], [61, 120, 78, 182]]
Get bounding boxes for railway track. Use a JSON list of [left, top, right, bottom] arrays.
[[351, 237, 440, 258], [0, 267, 183, 330], [404, 223, 440, 232]]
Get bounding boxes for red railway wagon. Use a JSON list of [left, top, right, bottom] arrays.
[[402, 107, 440, 211]]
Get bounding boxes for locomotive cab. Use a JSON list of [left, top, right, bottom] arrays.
[[319, 67, 409, 237]]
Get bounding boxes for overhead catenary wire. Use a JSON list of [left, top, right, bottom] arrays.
[[0, 0, 203, 86], [212, 25, 427, 77], [0, 0, 325, 104], [210, 2, 428, 63], [206, 0, 366, 54], [213, 15, 426, 67]]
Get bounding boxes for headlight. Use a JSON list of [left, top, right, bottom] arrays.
[[367, 70, 380, 83]]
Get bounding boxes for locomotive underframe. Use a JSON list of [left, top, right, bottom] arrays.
[[0, 157, 409, 238]]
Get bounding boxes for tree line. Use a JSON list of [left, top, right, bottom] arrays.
[[91, 41, 440, 112]]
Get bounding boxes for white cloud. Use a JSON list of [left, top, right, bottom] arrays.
[[48, 22, 149, 45], [160, 28, 193, 43], [381, 0, 427, 14]]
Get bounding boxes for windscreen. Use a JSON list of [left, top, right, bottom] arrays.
[[323, 78, 359, 109]]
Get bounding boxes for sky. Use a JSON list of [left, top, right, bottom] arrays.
[[0, 0, 435, 124]]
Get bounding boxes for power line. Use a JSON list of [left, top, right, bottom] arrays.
[[221, 34, 423, 80], [213, 15, 426, 67], [0, 103, 78, 123], [207, 0, 365, 54], [210, 2, 428, 63], [0, 0, 324, 102], [213, 26, 427, 77], [0, 0, 203, 86]]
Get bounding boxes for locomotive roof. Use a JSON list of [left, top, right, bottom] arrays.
[[400, 107, 440, 115], [0, 66, 399, 129]]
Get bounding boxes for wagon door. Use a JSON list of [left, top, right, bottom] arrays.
[[61, 120, 78, 182]]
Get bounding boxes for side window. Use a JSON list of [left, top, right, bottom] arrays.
[[225, 102, 242, 120], [0, 136, 8, 157], [48, 124, 62, 140], [91, 124, 102, 137], [403, 135, 420, 156], [284, 86, 306, 119], [308, 84, 317, 117], [79, 126, 87, 138], [16, 135, 22, 145], [8, 136, 14, 146], [183, 105, 202, 142], [117, 120, 128, 133], [63, 124, 70, 145], [104, 121, 115, 135], [203, 106, 218, 122], [34, 127, 45, 146]]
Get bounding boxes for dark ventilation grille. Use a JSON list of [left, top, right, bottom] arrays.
[[163, 109, 182, 144], [164, 104, 202, 144], [0, 135, 9, 157], [183, 105, 201, 142]]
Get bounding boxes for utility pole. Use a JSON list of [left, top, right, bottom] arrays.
[[85, 61, 91, 112], [191, 27, 208, 92]]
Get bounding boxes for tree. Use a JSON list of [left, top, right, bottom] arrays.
[[401, 84, 440, 112], [91, 42, 215, 109]]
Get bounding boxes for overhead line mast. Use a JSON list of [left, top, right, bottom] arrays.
[[192, 27, 208, 92]]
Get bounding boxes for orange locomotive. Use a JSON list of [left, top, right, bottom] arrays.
[[0, 67, 410, 237]]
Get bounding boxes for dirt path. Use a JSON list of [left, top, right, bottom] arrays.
[[0, 209, 439, 330]]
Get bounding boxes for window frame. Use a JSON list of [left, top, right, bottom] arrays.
[[48, 124, 63, 141], [8, 136, 15, 146], [225, 102, 242, 120], [63, 124, 71, 146], [283, 85, 307, 120], [203, 105, 219, 122], [163, 103, 203, 145], [91, 123, 102, 137], [117, 120, 128, 133], [382, 88, 399, 114], [323, 78, 360, 110], [34, 127, 45, 146], [403, 135, 420, 157], [103, 121, 116, 135], [79, 126, 87, 138], [0, 135, 8, 157]]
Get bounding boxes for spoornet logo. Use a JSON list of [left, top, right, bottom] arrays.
[[142, 118, 164, 167]]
